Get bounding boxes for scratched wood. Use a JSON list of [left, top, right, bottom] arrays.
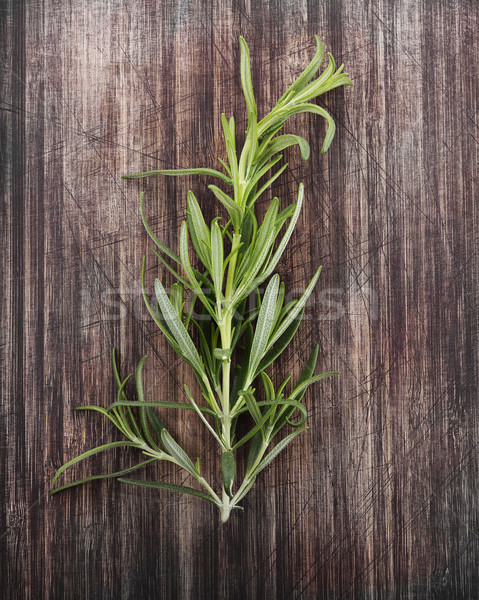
[[1, 0, 478, 598]]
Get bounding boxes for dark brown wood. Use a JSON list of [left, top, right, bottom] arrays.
[[1, 0, 478, 598]]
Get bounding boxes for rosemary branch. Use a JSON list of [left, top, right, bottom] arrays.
[[51, 35, 351, 523]]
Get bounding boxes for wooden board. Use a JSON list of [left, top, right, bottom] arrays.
[[1, 0, 478, 598]]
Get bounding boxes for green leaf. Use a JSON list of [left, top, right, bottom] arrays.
[[240, 203, 255, 245], [184, 292, 198, 328], [141, 258, 185, 356], [252, 428, 308, 476], [154, 277, 205, 374], [221, 451, 236, 495], [52, 441, 138, 486], [289, 103, 336, 154], [247, 163, 289, 208], [248, 274, 280, 378], [220, 113, 235, 148], [160, 429, 198, 476], [220, 114, 238, 184], [263, 102, 341, 155], [294, 344, 320, 402], [270, 345, 319, 435], [106, 399, 215, 417], [122, 167, 231, 185], [233, 396, 284, 451], [211, 219, 224, 299], [235, 398, 306, 423], [254, 308, 304, 377], [135, 355, 148, 402], [217, 157, 232, 177], [151, 248, 194, 291], [50, 458, 160, 495], [234, 197, 279, 287], [293, 53, 352, 105], [233, 475, 257, 503], [259, 183, 304, 281], [239, 108, 258, 184], [261, 371, 275, 402], [268, 266, 322, 348], [133, 356, 162, 452], [246, 431, 265, 472], [145, 406, 166, 441], [257, 120, 287, 141], [140, 193, 181, 264], [191, 319, 215, 383], [112, 375, 142, 442], [241, 390, 263, 425], [208, 185, 243, 230], [275, 204, 296, 231], [272, 282, 286, 328], [276, 375, 292, 398], [292, 52, 337, 100], [112, 347, 127, 398], [290, 371, 339, 400], [260, 134, 310, 162], [275, 399, 308, 428], [246, 154, 283, 192], [117, 478, 219, 505], [186, 190, 211, 270], [229, 331, 253, 408], [75, 404, 123, 430], [169, 283, 185, 319], [239, 37, 257, 118], [178, 222, 217, 321], [276, 34, 325, 104], [153, 250, 214, 294], [110, 351, 143, 441]]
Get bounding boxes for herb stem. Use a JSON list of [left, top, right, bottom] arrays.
[[220, 489, 233, 523], [219, 232, 242, 453]]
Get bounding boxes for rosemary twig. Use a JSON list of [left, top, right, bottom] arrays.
[[52, 35, 351, 523]]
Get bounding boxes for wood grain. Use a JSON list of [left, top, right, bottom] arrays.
[[1, 0, 478, 598]]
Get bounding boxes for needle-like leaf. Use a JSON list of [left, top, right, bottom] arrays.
[[208, 185, 243, 230], [275, 34, 325, 104], [252, 428, 308, 476], [268, 266, 322, 348], [52, 441, 139, 486], [50, 458, 161, 495], [122, 167, 231, 185], [186, 190, 211, 270], [221, 451, 236, 495], [239, 37, 257, 118], [154, 277, 205, 374], [179, 222, 217, 321], [247, 275, 280, 379], [211, 219, 224, 299], [118, 478, 220, 505], [160, 429, 198, 477], [259, 134, 310, 162]]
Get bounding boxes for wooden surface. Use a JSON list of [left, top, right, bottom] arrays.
[[1, 0, 478, 598]]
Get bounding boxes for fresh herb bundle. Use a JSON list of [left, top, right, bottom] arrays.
[[51, 36, 351, 522]]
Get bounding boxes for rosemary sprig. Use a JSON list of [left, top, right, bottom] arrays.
[[51, 36, 351, 523]]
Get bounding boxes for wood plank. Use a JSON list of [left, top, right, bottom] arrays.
[[1, 0, 478, 597]]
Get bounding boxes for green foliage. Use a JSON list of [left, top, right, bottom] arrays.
[[52, 36, 351, 522]]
